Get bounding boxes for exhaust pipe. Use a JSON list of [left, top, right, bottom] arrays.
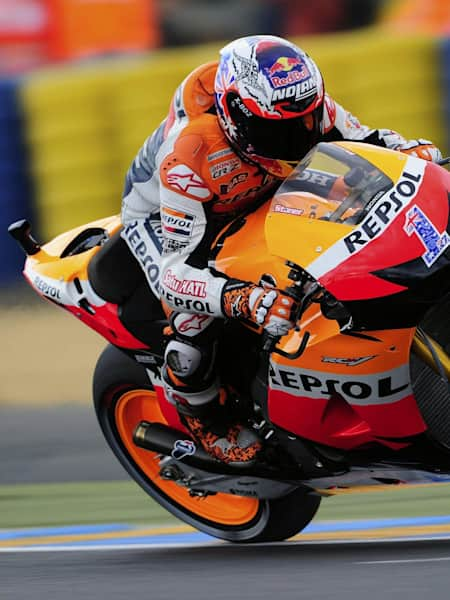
[[133, 421, 235, 473]]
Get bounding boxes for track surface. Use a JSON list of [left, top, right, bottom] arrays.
[[3, 539, 450, 600], [2, 405, 450, 600], [0, 405, 126, 484]]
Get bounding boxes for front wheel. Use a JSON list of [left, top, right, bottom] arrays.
[[93, 344, 321, 543]]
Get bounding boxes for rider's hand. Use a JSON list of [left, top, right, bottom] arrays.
[[249, 287, 298, 336], [222, 280, 298, 337], [397, 139, 443, 163]]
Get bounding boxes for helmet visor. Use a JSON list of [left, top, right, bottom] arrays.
[[228, 95, 323, 162]]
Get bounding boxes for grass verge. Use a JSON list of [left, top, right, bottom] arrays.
[[2, 480, 450, 529]]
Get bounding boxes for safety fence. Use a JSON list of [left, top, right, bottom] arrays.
[[1, 28, 450, 284]]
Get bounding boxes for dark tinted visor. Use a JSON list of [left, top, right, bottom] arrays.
[[228, 93, 322, 161]]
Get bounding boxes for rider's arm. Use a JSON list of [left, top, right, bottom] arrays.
[[158, 181, 229, 317], [121, 120, 167, 224], [322, 94, 442, 162], [159, 167, 297, 336]]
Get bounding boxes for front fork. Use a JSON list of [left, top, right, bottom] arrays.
[[412, 328, 450, 383]]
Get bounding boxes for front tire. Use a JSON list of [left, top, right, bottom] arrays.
[[93, 344, 321, 542]]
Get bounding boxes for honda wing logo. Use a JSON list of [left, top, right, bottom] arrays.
[[321, 356, 377, 367]]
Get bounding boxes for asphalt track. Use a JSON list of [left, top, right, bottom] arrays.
[[2, 406, 450, 600], [3, 538, 450, 600], [0, 405, 126, 484]]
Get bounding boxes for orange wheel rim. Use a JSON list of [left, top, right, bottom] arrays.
[[114, 388, 259, 526]]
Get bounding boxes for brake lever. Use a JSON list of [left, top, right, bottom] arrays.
[[261, 286, 316, 360], [260, 262, 323, 360], [262, 327, 311, 359]]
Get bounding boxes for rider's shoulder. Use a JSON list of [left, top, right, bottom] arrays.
[[161, 114, 236, 177], [159, 114, 234, 203], [178, 61, 218, 119]]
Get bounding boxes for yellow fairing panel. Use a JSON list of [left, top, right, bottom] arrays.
[[26, 215, 121, 282], [265, 209, 352, 269], [265, 141, 408, 269], [334, 141, 408, 181]]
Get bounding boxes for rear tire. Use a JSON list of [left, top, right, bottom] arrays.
[[93, 344, 321, 543]]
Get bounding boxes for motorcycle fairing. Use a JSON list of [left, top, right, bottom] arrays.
[[210, 149, 437, 450], [308, 161, 449, 301], [265, 146, 450, 305], [268, 311, 426, 449], [212, 208, 427, 449], [23, 215, 148, 350]]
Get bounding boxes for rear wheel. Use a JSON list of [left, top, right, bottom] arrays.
[[93, 344, 321, 542]]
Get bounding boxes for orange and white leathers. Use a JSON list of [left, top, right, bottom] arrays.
[[121, 60, 426, 319]]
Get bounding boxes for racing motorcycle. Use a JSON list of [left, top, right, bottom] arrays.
[[9, 141, 450, 543]]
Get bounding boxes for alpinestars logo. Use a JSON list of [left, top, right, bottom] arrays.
[[166, 165, 211, 199], [175, 314, 213, 334]]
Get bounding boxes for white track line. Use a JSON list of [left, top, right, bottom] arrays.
[[3, 534, 450, 553], [357, 556, 450, 564]]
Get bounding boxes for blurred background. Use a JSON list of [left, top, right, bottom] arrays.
[[1, 0, 450, 407]]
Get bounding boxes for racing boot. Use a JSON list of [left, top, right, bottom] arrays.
[[163, 369, 262, 466]]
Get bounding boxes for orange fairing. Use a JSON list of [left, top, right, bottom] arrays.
[[22, 215, 146, 349], [268, 317, 426, 448], [266, 191, 354, 268], [210, 144, 432, 449], [25, 215, 121, 282], [213, 205, 427, 447]]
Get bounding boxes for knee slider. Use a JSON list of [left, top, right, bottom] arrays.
[[164, 339, 203, 380]]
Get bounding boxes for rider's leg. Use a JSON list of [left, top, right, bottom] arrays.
[[162, 313, 262, 465]]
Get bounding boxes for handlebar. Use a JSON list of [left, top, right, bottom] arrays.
[[260, 262, 320, 360], [260, 260, 352, 361], [262, 329, 310, 360]]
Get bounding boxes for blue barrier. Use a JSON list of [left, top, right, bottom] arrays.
[[0, 78, 34, 285]]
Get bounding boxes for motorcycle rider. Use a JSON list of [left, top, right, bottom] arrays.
[[121, 35, 442, 466]]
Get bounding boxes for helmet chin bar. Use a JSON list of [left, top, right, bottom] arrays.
[[219, 121, 298, 179]]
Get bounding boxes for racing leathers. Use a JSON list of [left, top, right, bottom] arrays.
[[120, 61, 442, 465]]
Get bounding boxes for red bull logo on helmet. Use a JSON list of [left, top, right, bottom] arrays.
[[268, 56, 311, 89], [268, 56, 303, 75]]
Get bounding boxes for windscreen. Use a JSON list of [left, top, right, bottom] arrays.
[[273, 143, 393, 224]]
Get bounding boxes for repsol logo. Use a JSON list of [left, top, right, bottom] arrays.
[[344, 170, 423, 254], [160, 289, 214, 314], [269, 363, 411, 406], [122, 221, 161, 295], [34, 276, 61, 300], [163, 215, 191, 228]]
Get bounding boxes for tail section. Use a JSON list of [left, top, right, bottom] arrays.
[[9, 215, 155, 350]]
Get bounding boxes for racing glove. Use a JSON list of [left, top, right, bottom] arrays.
[[222, 280, 298, 336], [396, 139, 443, 163]]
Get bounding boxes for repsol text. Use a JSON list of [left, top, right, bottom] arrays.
[[344, 170, 423, 254]]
